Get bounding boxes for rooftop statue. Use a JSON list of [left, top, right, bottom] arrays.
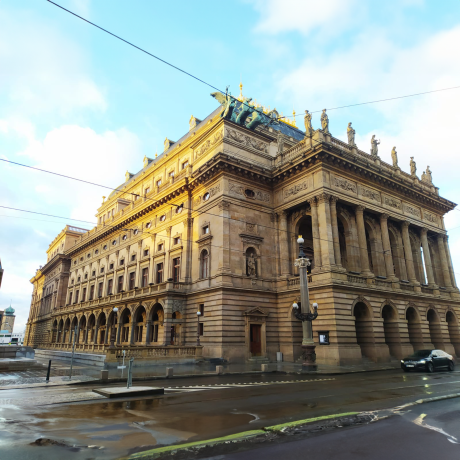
[[391, 146, 398, 168], [347, 122, 355, 146], [321, 109, 329, 133], [423, 165, 433, 184], [304, 110, 313, 137], [370, 135, 380, 156], [410, 156, 417, 176], [211, 91, 279, 131]]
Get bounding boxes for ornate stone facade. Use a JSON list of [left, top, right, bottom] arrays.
[[25, 104, 460, 366]]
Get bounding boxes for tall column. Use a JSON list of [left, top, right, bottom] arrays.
[[316, 193, 335, 268], [420, 228, 437, 287], [308, 197, 322, 271], [329, 196, 342, 268], [444, 236, 458, 288], [401, 221, 419, 285], [182, 218, 193, 283], [145, 320, 152, 345], [279, 210, 291, 276], [355, 206, 373, 277], [218, 201, 231, 275], [148, 233, 156, 284], [437, 234, 453, 288], [380, 214, 398, 281], [136, 241, 142, 287], [129, 315, 135, 345], [101, 256, 108, 295]]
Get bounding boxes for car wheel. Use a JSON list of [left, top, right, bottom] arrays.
[[427, 362, 434, 373], [448, 361, 455, 371]]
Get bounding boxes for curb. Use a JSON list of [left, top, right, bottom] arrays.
[[124, 412, 359, 460], [393, 392, 460, 411]]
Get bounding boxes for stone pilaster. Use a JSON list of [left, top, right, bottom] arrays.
[[182, 218, 193, 283], [380, 214, 398, 281], [329, 196, 342, 268], [308, 197, 322, 272], [279, 210, 291, 276], [316, 193, 335, 268], [437, 234, 453, 289], [136, 240, 142, 287], [218, 200, 232, 275], [420, 228, 437, 289], [355, 205, 373, 277], [444, 236, 458, 288], [148, 233, 156, 284], [401, 221, 420, 290]]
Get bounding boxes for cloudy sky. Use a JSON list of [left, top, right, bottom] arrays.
[[1, 0, 460, 331]]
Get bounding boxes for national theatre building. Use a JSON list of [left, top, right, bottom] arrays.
[[25, 87, 460, 366]]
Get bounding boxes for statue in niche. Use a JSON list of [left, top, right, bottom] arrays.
[[391, 146, 398, 168], [247, 252, 256, 277], [304, 110, 313, 137], [370, 135, 380, 156], [410, 157, 417, 176], [321, 109, 329, 133], [347, 122, 355, 146]]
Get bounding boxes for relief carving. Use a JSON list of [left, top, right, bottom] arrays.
[[383, 196, 402, 210], [403, 204, 421, 218], [195, 130, 224, 158], [246, 223, 257, 234], [284, 180, 309, 199], [209, 184, 221, 197], [226, 128, 268, 153], [423, 210, 438, 225], [361, 187, 381, 203], [229, 182, 270, 203], [332, 176, 357, 194]]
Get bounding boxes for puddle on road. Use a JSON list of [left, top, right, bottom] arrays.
[[0, 398, 255, 459]]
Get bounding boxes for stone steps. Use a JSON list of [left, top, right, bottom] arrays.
[[34, 349, 106, 367]]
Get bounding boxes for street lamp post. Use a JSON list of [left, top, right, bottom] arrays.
[[196, 311, 201, 346], [293, 235, 318, 370], [109, 307, 119, 349]]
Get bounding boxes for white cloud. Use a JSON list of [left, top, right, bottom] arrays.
[[253, 0, 358, 36], [0, 7, 106, 117]]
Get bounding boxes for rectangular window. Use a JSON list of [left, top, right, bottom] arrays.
[[107, 279, 113, 295], [131, 254, 136, 262], [100, 267, 105, 274], [120, 259, 124, 266], [68, 292, 73, 305], [82, 288, 87, 302], [182, 160, 189, 169], [129, 272, 136, 290], [98, 282, 103, 297], [109, 263, 114, 270], [156, 179, 162, 187], [199, 303, 204, 316], [169, 170, 175, 178], [143, 249, 149, 257], [75, 290, 79, 303], [173, 257, 180, 282], [156, 263, 164, 283], [173, 236, 180, 245], [77, 276, 81, 282], [145, 187, 150, 195], [92, 270, 96, 277], [142, 267, 149, 287], [203, 225, 209, 234], [199, 323, 204, 336], [84, 273, 88, 280], [89, 285, 95, 300], [158, 243, 164, 252], [118, 275, 124, 293]]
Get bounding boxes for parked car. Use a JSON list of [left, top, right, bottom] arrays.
[[401, 349, 454, 373]]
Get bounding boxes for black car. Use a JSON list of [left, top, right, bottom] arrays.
[[401, 349, 455, 372]]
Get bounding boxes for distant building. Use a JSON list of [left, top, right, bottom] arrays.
[[0, 258, 3, 289], [0, 305, 15, 334], [0, 331, 24, 345]]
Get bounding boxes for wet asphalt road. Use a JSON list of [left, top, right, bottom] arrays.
[[1, 369, 460, 459], [208, 397, 460, 460]]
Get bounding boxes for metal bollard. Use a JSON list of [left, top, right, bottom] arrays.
[[100, 370, 109, 382], [216, 365, 223, 375], [261, 364, 269, 372], [166, 367, 173, 378], [45, 359, 52, 383]]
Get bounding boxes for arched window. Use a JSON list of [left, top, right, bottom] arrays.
[[201, 249, 209, 278]]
